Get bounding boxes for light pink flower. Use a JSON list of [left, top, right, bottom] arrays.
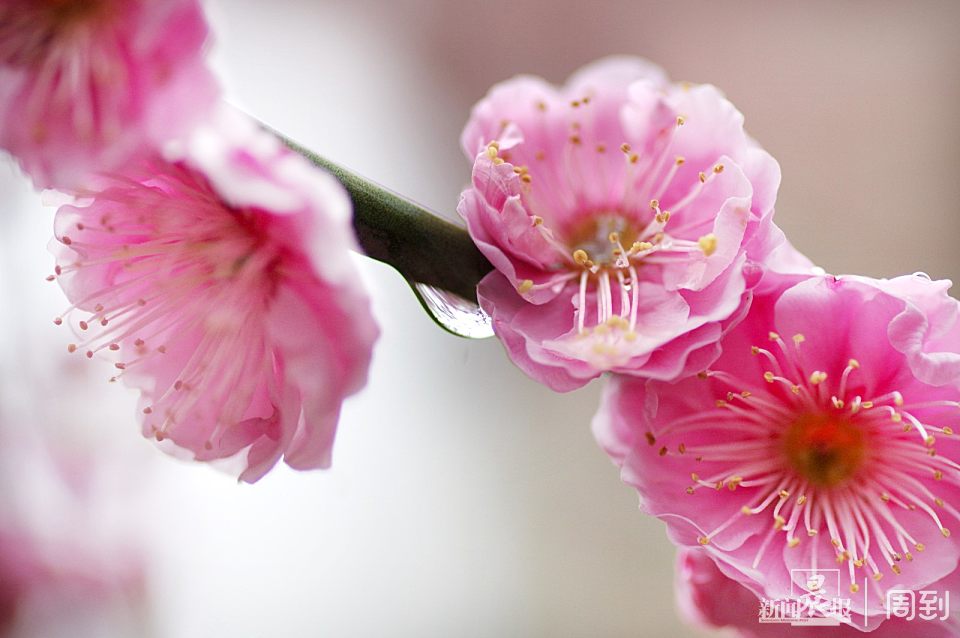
[[594, 273, 960, 625], [0, 0, 218, 189], [51, 109, 379, 482], [676, 548, 958, 637], [458, 57, 807, 391]]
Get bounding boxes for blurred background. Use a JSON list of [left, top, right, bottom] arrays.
[[2, 1, 959, 636]]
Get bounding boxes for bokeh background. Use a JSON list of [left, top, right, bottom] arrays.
[[2, 1, 959, 636]]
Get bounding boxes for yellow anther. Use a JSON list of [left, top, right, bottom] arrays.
[[944, 427, 954, 436], [809, 371, 827, 385], [774, 516, 786, 530], [848, 359, 860, 369], [649, 199, 660, 210], [768, 332, 780, 341], [934, 470, 943, 480], [797, 495, 807, 505], [741, 506, 753, 515], [631, 241, 653, 252], [750, 346, 760, 355], [916, 543, 925, 552], [573, 249, 589, 265], [619, 143, 631, 153], [943, 528, 952, 538], [792, 334, 805, 345], [518, 280, 534, 294], [676, 115, 686, 126], [675, 156, 685, 165], [697, 536, 710, 546], [763, 371, 775, 383], [698, 233, 717, 257], [892, 564, 902, 575], [608, 232, 620, 244], [850, 583, 860, 593], [779, 490, 790, 499], [713, 164, 724, 174], [698, 171, 707, 183], [873, 573, 884, 582], [788, 538, 801, 548]]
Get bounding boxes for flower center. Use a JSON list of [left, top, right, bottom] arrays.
[[0, 0, 112, 67], [564, 213, 641, 268], [783, 413, 865, 488]]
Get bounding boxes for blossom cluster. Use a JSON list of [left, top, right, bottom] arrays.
[[3, 1, 959, 634], [1, 0, 378, 482], [458, 59, 960, 634]]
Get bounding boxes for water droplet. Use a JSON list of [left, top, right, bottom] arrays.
[[410, 282, 493, 339]]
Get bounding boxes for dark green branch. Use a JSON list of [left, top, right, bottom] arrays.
[[280, 136, 492, 303]]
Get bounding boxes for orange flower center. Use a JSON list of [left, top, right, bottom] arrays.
[[783, 413, 865, 488]]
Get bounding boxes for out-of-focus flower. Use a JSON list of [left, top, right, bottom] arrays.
[[594, 273, 960, 626], [51, 108, 379, 482], [458, 57, 808, 391], [0, 527, 145, 638], [0, 329, 148, 638], [0, 0, 218, 189], [676, 548, 957, 637]]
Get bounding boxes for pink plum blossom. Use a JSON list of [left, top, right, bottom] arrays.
[[0, 0, 218, 189], [458, 57, 809, 391], [676, 548, 958, 637], [51, 108, 379, 482], [594, 273, 960, 628]]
